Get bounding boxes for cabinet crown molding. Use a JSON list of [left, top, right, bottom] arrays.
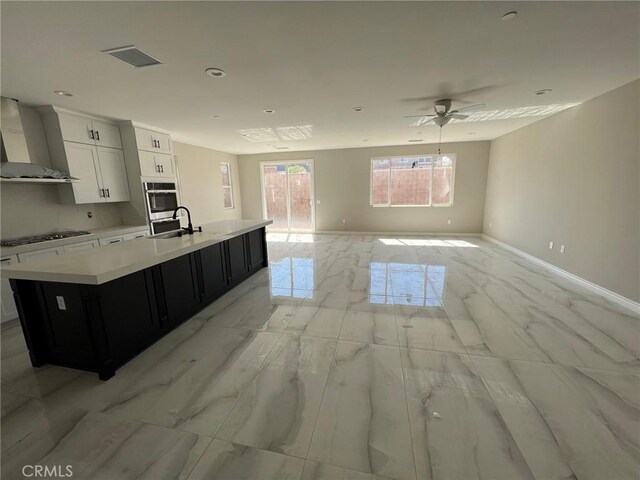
[[118, 120, 173, 135], [37, 105, 120, 124]]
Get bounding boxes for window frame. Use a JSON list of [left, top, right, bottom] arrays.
[[220, 162, 234, 209], [369, 153, 456, 208]]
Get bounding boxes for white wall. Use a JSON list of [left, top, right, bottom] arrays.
[[0, 104, 124, 239], [173, 142, 242, 224], [483, 79, 639, 302], [238, 141, 490, 233]]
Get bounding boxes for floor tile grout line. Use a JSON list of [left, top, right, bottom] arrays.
[[396, 311, 420, 480], [301, 309, 345, 461]]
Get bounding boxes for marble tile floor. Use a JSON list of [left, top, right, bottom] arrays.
[[1, 233, 639, 479]]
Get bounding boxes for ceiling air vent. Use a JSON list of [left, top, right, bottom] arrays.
[[102, 46, 163, 68]]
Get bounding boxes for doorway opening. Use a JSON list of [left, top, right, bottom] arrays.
[[260, 160, 315, 232]]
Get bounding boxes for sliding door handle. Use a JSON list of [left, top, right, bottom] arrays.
[[89, 129, 95, 140], [95, 130, 100, 141]]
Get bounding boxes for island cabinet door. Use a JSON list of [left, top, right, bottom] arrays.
[[155, 253, 200, 330], [247, 229, 266, 273], [197, 243, 228, 302], [226, 235, 250, 285], [97, 270, 161, 369]]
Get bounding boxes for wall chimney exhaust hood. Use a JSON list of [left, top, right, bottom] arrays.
[[0, 97, 78, 184]]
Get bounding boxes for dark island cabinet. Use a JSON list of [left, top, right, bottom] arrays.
[[154, 254, 201, 330], [198, 242, 228, 302], [11, 227, 268, 380]]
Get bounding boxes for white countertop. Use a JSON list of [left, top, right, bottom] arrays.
[[1, 224, 150, 256], [1, 219, 272, 285]]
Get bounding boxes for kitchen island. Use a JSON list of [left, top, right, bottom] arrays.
[[1, 219, 271, 379]]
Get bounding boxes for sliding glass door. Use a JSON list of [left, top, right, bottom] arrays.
[[261, 161, 314, 232]]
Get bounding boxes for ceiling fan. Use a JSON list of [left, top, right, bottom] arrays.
[[405, 99, 486, 127]]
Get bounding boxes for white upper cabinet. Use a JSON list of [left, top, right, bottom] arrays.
[[135, 127, 172, 154], [40, 106, 131, 205], [61, 143, 130, 204], [57, 112, 122, 149], [64, 142, 103, 204], [138, 151, 175, 178], [91, 120, 123, 149], [97, 147, 130, 202], [57, 113, 95, 145]]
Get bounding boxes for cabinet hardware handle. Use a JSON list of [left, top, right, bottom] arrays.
[[99, 188, 104, 197], [156, 165, 160, 173], [95, 130, 100, 141], [160, 165, 164, 173], [89, 129, 95, 140], [106, 188, 110, 198]]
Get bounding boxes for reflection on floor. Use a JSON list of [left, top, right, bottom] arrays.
[[2, 233, 639, 479]]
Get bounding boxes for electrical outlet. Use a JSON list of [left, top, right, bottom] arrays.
[[56, 296, 67, 311], [549, 241, 554, 249], [342, 218, 346, 224], [560, 245, 566, 253], [87, 211, 93, 219], [447, 219, 452, 225]]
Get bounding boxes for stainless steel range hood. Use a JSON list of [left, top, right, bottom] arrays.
[[1, 97, 77, 183]]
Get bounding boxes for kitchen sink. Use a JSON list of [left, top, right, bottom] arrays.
[[147, 231, 184, 239]]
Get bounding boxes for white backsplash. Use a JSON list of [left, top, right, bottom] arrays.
[[1, 183, 124, 239]]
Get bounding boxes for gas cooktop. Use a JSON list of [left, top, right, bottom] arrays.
[[1, 231, 91, 247]]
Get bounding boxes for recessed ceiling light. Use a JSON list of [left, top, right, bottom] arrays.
[[535, 89, 552, 96], [211, 115, 220, 118], [205, 68, 226, 78], [468, 132, 476, 135], [501, 11, 517, 21], [274, 146, 289, 150], [363, 139, 369, 142], [408, 139, 423, 143], [263, 109, 276, 114], [352, 107, 364, 112], [54, 90, 73, 97]]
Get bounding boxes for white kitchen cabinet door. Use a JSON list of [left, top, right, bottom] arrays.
[[138, 150, 160, 176], [64, 142, 104, 204], [97, 147, 130, 202], [135, 128, 172, 154], [154, 153, 175, 177], [134, 127, 157, 152], [138, 151, 174, 178], [0, 255, 19, 322], [99, 235, 124, 246], [18, 247, 64, 263], [57, 113, 95, 145], [63, 239, 100, 253], [92, 120, 122, 149]]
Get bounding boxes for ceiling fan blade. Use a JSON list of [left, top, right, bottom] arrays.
[[416, 117, 434, 126], [450, 113, 469, 120], [451, 103, 486, 113], [404, 114, 436, 118]]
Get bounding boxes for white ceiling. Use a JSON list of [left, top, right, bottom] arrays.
[[2, 1, 638, 154]]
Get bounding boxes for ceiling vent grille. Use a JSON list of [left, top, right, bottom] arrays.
[[102, 46, 163, 68]]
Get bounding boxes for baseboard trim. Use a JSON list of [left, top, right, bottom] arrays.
[[1, 317, 20, 331], [481, 234, 639, 314], [314, 230, 481, 237]]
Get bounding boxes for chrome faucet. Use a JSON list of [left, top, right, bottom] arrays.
[[172, 206, 194, 235]]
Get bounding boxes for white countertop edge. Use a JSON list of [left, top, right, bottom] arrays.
[[2, 220, 272, 285]]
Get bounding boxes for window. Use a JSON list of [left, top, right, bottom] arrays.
[[220, 163, 234, 209], [370, 154, 455, 207]]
